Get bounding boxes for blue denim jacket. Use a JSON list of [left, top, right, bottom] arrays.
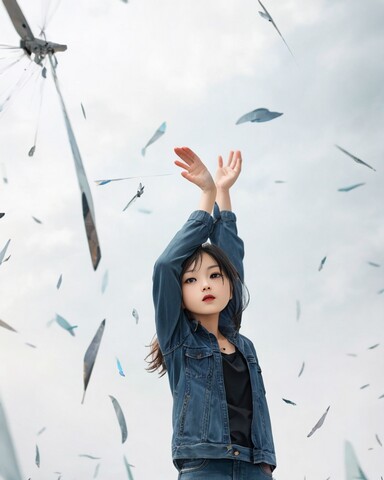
[[152, 206, 276, 469]]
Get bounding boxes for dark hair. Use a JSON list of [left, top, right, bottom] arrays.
[[146, 243, 249, 376]]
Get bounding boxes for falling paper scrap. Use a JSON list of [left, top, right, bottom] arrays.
[[123, 183, 145, 212], [296, 300, 301, 321], [132, 308, 139, 324], [307, 405, 330, 437], [35, 444, 40, 467], [0, 239, 11, 265], [335, 145, 376, 172], [298, 361, 305, 377], [95, 173, 171, 186], [345, 441, 368, 480], [318, 256, 327, 271], [101, 270, 108, 294], [109, 395, 128, 443], [82, 319, 106, 404], [49, 56, 102, 270], [0, 398, 23, 480], [55, 314, 78, 336], [79, 454, 101, 460], [141, 121, 166, 156], [338, 183, 365, 192], [258, 0, 295, 59], [236, 108, 283, 124], [0, 318, 17, 332], [367, 261, 380, 267], [117, 358, 125, 377], [282, 398, 296, 406], [123, 456, 135, 480]]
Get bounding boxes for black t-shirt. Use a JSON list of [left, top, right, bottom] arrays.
[[221, 349, 253, 447]]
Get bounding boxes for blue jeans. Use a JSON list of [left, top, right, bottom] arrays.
[[177, 459, 274, 480]]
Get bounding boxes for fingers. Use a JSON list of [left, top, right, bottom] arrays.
[[174, 146, 200, 165], [217, 155, 223, 169]]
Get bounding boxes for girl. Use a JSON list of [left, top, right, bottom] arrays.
[[149, 147, 276, 479]]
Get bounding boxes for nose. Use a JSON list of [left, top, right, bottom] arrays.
[[202, 280, 211, 291]]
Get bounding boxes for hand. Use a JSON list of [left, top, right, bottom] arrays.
[[174, 147, 215, 192], [215, 150, 242, 190]]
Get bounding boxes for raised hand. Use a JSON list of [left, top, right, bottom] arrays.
[[174, 147, 215, 192], [215, 150, 242, 190]]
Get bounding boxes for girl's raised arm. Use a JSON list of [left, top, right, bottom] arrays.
[[153, 148, 216, 354]]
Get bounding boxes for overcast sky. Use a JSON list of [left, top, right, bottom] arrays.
[[0, 0, 383, 479]]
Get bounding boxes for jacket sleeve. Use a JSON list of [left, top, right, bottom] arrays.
[[152, 210, 214, 354], [210, 203, 244, 281]]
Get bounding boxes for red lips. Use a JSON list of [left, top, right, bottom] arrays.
[[202, 295, 215, 301]]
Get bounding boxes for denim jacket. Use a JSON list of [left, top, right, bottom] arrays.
[[152, 206, 276, 468]]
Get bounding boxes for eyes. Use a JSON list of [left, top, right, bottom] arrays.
[[183, 272, 223, 284]]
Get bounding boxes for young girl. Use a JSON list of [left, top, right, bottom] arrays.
[[149, 147, 276, 479]]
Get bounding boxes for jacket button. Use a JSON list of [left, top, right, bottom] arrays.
[[233, 450, 240, 456]]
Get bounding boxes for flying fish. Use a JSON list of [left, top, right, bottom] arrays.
[[141, 121, 166, 156]]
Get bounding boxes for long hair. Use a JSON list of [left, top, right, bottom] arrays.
[[146, 243, 249, 377]]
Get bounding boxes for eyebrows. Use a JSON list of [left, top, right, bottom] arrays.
[[183, 264, 220, 275]]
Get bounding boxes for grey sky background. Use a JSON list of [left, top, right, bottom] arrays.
[[0, 0, 383, 479]]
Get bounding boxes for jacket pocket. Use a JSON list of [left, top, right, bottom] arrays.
[[185, 348, 213, 379]]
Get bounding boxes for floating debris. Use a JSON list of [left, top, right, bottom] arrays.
[[123, 183, 145, 212], [81, 102, 86, 119], [109, 395, 128, 443], [123, 456, 135, 480], [338, 183, 365, 192], [345, 441, 368, 480], [318, 256, 327, 271], [32, 216, 42, 224], [236, 107, 283, 124], [0, 239, 11, 265], [132, 308, 139, 324], [367, 261, 380, 267], [0, 319, 17, 333], [360, 384, 370, 390], [35, 445, 40, 468], [101, 270, 108, 294], [141, 121, 166, 156], [0, 398, 23, 480], [298, 361, 305, 377], [282, 398, 296, 406], [56, 274, 63, 289], [258, 0, 295, 59], [117, 358, 125, 377], [55, 314, 78, 336], [335, 145, 376, 172], [82, 319, 106, 404], [307, 406, 330, 438]]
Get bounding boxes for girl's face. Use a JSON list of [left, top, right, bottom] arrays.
[[181, 252, 232, 320]]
